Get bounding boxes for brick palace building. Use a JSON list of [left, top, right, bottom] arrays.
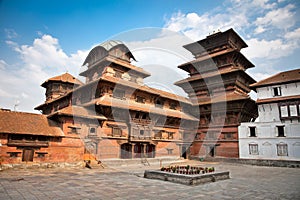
[[0, 28, 258, 167]]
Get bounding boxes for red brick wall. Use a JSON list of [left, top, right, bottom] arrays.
[[0, 133, 84, 165]]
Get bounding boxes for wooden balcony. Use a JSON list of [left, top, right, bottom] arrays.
[[8, 139, 49, 147], [131, 118, 152, 125], [129, 135, 153, 142]]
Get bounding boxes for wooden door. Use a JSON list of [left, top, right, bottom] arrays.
[[22, 149, 34, 162], [134, 143, 142, 158], [121, 143, 132, 159]]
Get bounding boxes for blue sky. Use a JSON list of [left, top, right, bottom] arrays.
[[0, 0, 300, 112]]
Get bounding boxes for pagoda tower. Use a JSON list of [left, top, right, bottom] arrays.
[[175, 28, 258, 158]]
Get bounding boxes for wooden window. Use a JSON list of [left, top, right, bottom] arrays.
[[280, 105, 288, 117], [136, 96, 145, 104], [225, 133, 233, 139], [112, 127, 122, 136], [249, 127, 256, 137], [167, 132, 174, 139], [36, 152, 47, 158], [277, 125, 285, 137], [140, 130, 144, 135], [155, 99, 164, 108], [273, 87, 281, 96], [52, 83, 60, 91], [207, 132, 217, 139], [89, 127, 97, 136], [166, 148, 173, 155], [289, 105, 298, 116], [277, 144, 288, 156], [113, 89, 125, 99], [130, 75, 137, 83], [69, 126, 80, 134], [169, 102, 177, 110], [114, 70, 123, 78], [8, 152, 21, 158], [154, 130, 162, 139], [249, 144, 258, 155]]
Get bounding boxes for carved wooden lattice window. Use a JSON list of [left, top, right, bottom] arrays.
[[112, 127, 122, 136], [89, 127, 97, 136], [169, 102, 177, 110], [113, 89, 125, 99], [136, 96, 145, 104], [114, 70, 123, 78]]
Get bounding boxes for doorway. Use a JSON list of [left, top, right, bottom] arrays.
[[181, 146, 187, 159], [134, 143, 144, 158], [120, 143, 132, 159], [22, 149, 34, 162], [209, 146, 215, 157], [146, 144, 155, 158]]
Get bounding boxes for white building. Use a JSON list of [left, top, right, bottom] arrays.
[[239, 68, 300, 161]]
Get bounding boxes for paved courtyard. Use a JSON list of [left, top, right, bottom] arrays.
[[0, 161, 300, 200]]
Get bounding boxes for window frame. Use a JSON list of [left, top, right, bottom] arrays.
[[114, 70, 123, 78], [112, 127, 122, 137], [89, 127, 97, 136], [277, 125, 285, 137], [113, 89, 125, 99], [249, 144, 259, 155], [169, 102, 177, 110], [249, 126, 256, 137], [277, 143, 288, 156], [273, 87, 282, 97], [136, 96, 146, 104]]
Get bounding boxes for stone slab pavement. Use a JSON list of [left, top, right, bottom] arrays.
[[0, 160, 299, 200]]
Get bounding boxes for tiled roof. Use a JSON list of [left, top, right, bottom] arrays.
[[41, 72, 83, 87], [194, 91, 250, 105], [105, 75, 191, 104], [80, 55, 150, 77], [256, 95, 300, 104], [175, 67, 256, 86], [35, 91, 72, 110], [83, 95, 198, 121], [251, 68, 300, 89], [0, 110, 64, 137], [82, 41, 136, 66], [75, 75, 191, 104], [99, 40, 124, 51], [47, 106, 107, 120], [178, 49, 254, 72]]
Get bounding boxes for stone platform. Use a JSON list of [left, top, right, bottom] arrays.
[[144, 170, 230, 185]]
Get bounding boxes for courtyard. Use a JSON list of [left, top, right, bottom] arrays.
[[0, 161, 299, 200]]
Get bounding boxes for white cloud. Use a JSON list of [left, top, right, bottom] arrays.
[[254, 4, 296, 32], [164, 10, 248, 41], [164, 0, 300, 80], [124, 29, 195, 96], [284, 27, 300, 40], [1, 34, 89, 112], [0, 60, 7, 70], [243, 38, 296, 59]]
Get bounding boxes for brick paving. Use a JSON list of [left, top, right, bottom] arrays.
[[0, 161, 300, 200]]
